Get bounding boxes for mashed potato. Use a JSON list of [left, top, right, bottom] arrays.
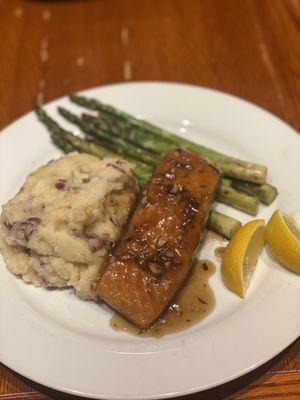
[[0, 152, 137, 299]]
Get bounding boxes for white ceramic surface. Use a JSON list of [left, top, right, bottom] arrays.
[[0, 82, 299, 399]]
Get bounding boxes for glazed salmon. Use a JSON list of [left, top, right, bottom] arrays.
[[97, 149, 221, 329]]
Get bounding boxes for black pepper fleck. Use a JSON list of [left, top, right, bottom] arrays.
[[202, 262, 209, 271]]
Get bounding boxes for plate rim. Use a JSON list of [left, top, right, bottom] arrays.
[[1, 80, 300, 138], [1, 337, 299, 400]]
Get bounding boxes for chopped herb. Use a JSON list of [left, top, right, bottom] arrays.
[[110, 216, 118, 227], [198, 297, 207, 305]]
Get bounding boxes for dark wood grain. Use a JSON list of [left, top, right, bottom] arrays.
[[0, 0, 299, 399]]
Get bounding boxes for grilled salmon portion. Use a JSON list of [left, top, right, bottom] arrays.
[[97, 149, 221, 329]]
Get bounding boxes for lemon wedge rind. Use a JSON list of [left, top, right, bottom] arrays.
[[266, 210, 300, 275], [221, 219, 266, 298]]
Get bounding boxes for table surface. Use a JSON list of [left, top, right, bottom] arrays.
[[0, 0, 299, 399]]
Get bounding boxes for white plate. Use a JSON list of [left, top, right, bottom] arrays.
[[0, 82, 299, 399]]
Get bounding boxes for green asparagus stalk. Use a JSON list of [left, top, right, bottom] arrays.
[[217, 179, 259, 216], [58, 107, 160, 166], [35, 107, 152, 187], [50, 130, 74, 154], [81, 111, 277, 205], [63, 109, 261, 214], [70, 94, 268, 184], [208, 210, 242, 239], [36, 107, 115, 158], [231, 179, 278, 205], [70, 94, 164, 137], [81, 113, 171, 155], [35, 107, 242, 238], [58, 107, 261, 215]]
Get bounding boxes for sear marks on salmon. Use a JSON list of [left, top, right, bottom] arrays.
[[97, 149, 221, 329]]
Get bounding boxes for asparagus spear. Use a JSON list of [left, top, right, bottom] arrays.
[[208, 210, 242, 239], [59, 108, 260, 214], [81, 111, 277, 205], [58, 107, 160, 166], [70, 94, 268, 184], [50, 130, 74, 154], [231, 179, 278, 205], [217, 179, 259, 216], [70, 94, 165, 137], [35, 107, 241, 238], [36, 107, 152, 187], [84, 112, 275, 203], [81, 113, 171, 155]]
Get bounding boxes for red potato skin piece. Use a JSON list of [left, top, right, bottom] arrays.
[[97, 149, 221, 329]]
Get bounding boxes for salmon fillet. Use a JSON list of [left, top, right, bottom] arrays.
[[97, 149, 221, 329]]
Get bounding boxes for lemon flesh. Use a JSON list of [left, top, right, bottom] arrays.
[[221, 220, 265, 298], [266, 210, 300, 275]]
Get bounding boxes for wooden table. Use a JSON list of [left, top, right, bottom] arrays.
[[0, 0, 299, 399]]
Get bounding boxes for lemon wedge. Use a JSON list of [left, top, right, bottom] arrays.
[[266, 210, 300, 274], [221, 220, 265, 298]]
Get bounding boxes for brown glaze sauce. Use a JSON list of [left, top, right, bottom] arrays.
[[110, 259, 216, 337], [214, 246, 226, 260]]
